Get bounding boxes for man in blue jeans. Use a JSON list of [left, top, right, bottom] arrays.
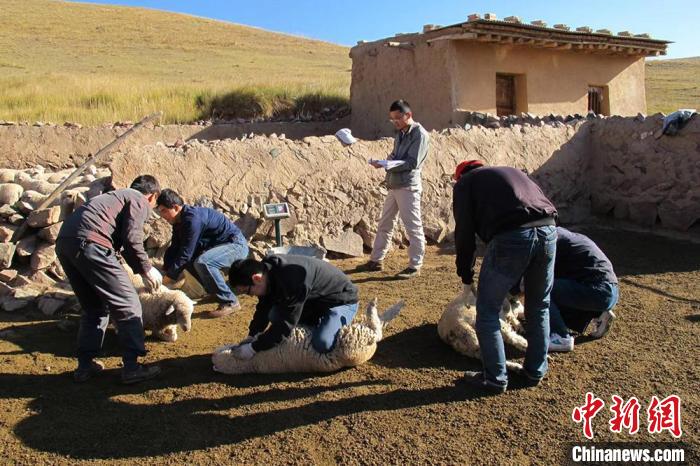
[[453, 160, 558, 394], [226, 255, 359, 359], [546, 227, 619, 352], [157, 189, 249, 318]]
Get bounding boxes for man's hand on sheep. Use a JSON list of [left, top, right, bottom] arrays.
[[239, 334, 259, 345], [232, 343, 256, 360], [463, 283, 477, 298], [142, 267, 163, 293]]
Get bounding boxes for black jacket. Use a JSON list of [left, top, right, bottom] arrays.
[[453, 166, 557, 284], [249, 255, 358, 352]]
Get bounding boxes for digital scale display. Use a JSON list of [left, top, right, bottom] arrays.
[[262, 202, 291, 219]]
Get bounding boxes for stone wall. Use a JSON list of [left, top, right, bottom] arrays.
[[109, 123, 591, 255], [588, 114, 700, 231], [0, 119, 349, 169], [1, 113, 697, 263]]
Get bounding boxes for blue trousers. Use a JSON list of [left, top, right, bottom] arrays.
[[476, 225, 557, 386], [188, 239, 249, 305], [550, 280, 619, 336], [311, 303, 359, 353], [269, 302, 359, 353]]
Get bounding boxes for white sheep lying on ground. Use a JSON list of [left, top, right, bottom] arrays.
[[212, 298, 403, 374], [123, 265, 195, 342], [438, 287, 526, 371]]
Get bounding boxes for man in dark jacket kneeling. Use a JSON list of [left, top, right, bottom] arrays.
[[227, 255, 359, 359]]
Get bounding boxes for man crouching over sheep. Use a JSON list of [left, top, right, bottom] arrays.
[[56, 175, 163, 385], [156, 188, 249, 318], [453, 160, 557, 394], [227, 255, 359, 360]]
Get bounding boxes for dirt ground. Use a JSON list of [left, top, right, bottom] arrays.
[[0, 228, 698, 465]]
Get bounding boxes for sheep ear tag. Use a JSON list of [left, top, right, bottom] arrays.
[[165, 304, 175, 316]]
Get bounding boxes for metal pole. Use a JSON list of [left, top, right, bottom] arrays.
[[274, 219, 282, 247], [10, 112, 162, 243]]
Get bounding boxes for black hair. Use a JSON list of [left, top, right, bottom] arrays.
[[130, 175, 160, 195], [157, 188, 185, 208], [228, 259, 267, 286], [389, 99, 411, 114]]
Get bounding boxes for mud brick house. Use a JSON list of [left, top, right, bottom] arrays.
[[350, 14, 669, 138]]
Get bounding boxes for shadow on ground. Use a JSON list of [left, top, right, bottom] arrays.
[[2, 348, 488, 459]]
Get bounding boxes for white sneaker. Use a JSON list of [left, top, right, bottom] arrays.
[[549, 333, 574, 352], [589, 310, 616, 339]]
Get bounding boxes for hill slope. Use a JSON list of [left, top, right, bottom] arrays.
[[646, 56, 700, 114], [0, 0, 696, 124], [0, 0, 351, 124]]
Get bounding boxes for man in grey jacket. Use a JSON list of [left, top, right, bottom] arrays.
[[57, 175, 163, 385], [363, 100, 429, 278]]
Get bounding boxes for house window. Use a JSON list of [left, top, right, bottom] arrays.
[[588, 86, 609, 115], [496, 73, 527, 116]]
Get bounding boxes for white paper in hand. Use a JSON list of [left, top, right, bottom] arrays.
[[368, 159, 406, 170]]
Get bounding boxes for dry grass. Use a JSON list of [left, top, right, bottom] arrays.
[[0, 0, 696, 124], [0, 0, 351, 124], [646, 57, 700, 114]]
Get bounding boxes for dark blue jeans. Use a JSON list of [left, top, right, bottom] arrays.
[[550, 280, 619, 336], [56, 238, 146, 370], [268, 302, 359, 353], [189, 239, 249, 305], [476, 225, 557, 386], [311, 303, 359, 353]]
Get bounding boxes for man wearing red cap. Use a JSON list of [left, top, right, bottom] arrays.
[[453, 161, 558, 394]]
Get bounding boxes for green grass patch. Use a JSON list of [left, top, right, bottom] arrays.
[[0, 0, 696, 124]]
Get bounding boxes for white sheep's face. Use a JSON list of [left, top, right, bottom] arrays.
[[177, 298, 194, 332]]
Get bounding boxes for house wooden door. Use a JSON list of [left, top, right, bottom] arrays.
[[496, 74, 515, 116], [588, 86, 604, 114]]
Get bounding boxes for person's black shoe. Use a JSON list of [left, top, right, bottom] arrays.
[[73, 360, 105, 383], [121, 364, 161, 385], [396, 267, 420, 279], [459, 371, 507, 395], [356, 260, 383, 272], [511, 366, 542, 388]]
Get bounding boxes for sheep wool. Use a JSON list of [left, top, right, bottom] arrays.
[[437, 289, 526, 371], [212, 298, 403, 374], [125, 264, 194, 342]]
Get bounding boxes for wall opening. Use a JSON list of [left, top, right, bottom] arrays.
[[496, 73, 527, 116], [588, 85, 610, 115]]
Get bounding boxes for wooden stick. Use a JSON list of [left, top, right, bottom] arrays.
[[11, 112, 162, 243]]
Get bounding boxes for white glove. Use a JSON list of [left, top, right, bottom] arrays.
[[239, 334, 258, 345], [462, 283, 477, 305], [141, 267, 163, 293], [232, 343, 256, 360], [463, 283, 477, 297]]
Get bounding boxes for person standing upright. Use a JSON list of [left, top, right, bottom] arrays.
[[362, 100, 429, 279]]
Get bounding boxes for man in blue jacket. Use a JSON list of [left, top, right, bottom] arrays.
[[156, 189, 249, 318]]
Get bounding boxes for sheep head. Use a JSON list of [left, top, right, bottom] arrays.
[[164, 294, 194, 332]]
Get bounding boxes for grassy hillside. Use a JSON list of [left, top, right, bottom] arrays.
[[0, 0, 696, 124], [646, 57, 700, 114], [0, 0, 351, 124]]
